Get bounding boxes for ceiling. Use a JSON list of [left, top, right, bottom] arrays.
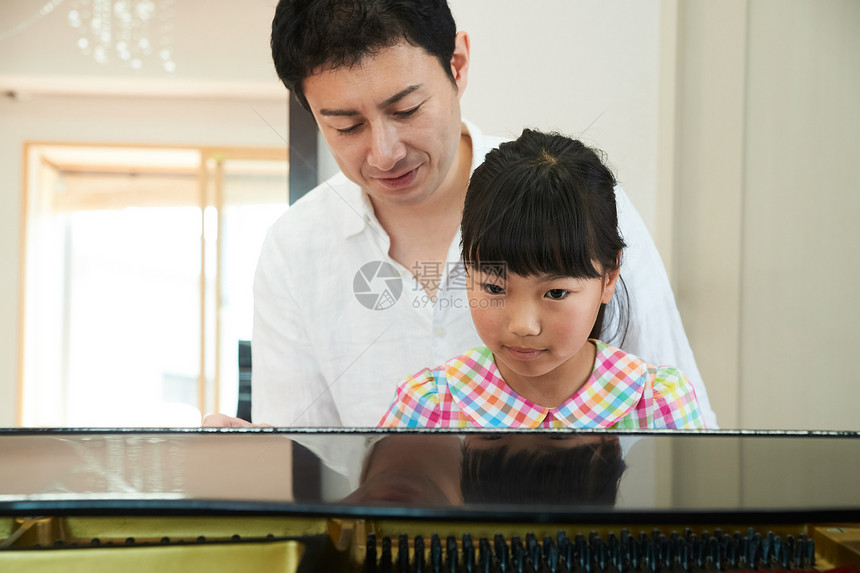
[[0, 0, 283, 98]]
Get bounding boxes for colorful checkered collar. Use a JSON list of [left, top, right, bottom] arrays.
[[446, 341, 648, 428]]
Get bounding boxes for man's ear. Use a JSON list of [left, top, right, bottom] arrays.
[[450, 31, 470, 97]]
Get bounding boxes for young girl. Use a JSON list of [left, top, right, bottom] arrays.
[[378, 129, 704, 429]]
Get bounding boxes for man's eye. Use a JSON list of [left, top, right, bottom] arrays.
[[545, 289, 569, 300], [335, 124, 361, 135], [482, 283, 504, 295], [395, 105, 421, 118]]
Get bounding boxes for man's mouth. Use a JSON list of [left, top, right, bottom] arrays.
[[375, 167, 419, 189]]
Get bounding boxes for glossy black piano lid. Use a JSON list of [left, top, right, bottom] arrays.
[[1, 428, 859, 522]]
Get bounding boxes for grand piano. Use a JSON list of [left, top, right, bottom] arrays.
[[1, 428, 858, 572]]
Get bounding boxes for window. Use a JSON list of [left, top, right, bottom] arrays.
[[19, 144, 288, 426]]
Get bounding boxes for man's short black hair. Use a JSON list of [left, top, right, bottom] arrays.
[[271, 0, 458, 111]]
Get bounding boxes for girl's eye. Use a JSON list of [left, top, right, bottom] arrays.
[[545, 289, 569, 300], [482, 283, 505, 295]]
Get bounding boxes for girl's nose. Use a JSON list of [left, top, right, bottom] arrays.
[[367, 123, 407, 172], [508, 303, 541, 337]]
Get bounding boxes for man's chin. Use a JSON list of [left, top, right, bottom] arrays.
[[366, 184, 433, 209]]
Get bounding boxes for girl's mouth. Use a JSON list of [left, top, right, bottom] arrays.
[[505, 346, 545, 361]]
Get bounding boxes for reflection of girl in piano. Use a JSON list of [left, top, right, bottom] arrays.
[[461, 434, 625, 505], [379, 129, 705, 429]]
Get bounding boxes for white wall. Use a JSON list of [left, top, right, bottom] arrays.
[[453, 0, 665, 238], [674, 0, 748, 430], [739, 0, 860, 429], [674, 0, 860, 431]]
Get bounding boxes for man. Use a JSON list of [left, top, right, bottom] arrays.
[[214, 0, 717, 429]]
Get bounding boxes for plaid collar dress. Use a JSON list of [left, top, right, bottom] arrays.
[[378, 340, 704, 429]]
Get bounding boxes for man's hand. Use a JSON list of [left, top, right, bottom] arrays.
[[202, 413, 271, 428]]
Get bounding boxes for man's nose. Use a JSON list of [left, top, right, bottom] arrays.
[[367, 123, 407, 171]]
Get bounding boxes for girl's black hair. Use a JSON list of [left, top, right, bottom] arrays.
[[461, 129, 629, 343], [461, 437, 626, 506]]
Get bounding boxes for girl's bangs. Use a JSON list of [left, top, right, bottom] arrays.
[[464, 172, 601, 279]]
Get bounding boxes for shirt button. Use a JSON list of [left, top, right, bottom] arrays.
[[434, 327, 447, 338]]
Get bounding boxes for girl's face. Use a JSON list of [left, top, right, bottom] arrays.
[[467, 266, 619, 407]]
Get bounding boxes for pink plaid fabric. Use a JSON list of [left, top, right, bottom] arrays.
[[378, 340, 705, 429]]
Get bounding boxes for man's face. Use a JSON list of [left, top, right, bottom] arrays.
[[342, 435, 463, 505], [302, 36, 469, 209]]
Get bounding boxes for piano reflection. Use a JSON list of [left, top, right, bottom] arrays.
[[1, 428, 859, 572]]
